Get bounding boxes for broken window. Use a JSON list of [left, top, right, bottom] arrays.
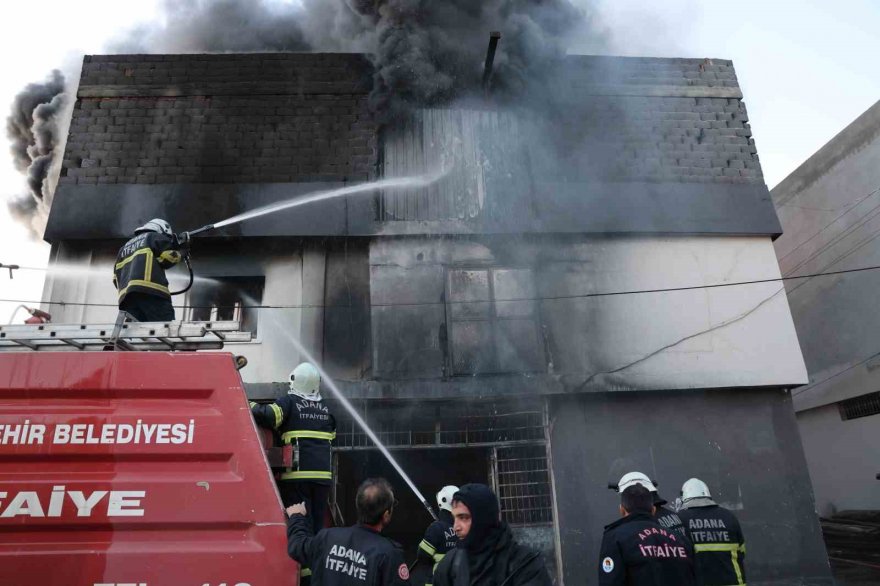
[[185, 276, 264, 336], [446, 268, 545, 375]]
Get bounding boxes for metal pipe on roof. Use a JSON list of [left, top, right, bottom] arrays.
[[482, 32, 502, 92]]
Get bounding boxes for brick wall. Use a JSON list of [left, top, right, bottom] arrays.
[[563, 94, 762, 184], [60, 53, 377, 186], [60, 53, 763, 190]]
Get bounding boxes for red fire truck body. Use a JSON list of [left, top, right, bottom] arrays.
[[0, 351, 299, 586]]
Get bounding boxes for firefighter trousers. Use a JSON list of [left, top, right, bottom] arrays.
[[279, 481, 331, 533], [120, 293, 176, 322]]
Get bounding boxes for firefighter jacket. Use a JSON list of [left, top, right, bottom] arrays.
[[598, 512, 698, 586], [655, 506, 688, 541], [250, 395, 336, 484], [417, 510, 458, 578], [287, 513, 412, 586], [679, 502, 746, 586], [114, 232, 183, 303]]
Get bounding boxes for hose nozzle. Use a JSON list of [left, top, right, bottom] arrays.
[[423, 500, 438, 521]]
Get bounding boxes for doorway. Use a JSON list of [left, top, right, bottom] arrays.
[[334, 447, 490, 561]]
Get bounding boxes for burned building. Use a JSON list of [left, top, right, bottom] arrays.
[[42, 52, 832, 584]]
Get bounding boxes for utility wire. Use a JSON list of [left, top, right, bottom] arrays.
[[2, 263, 880, 311], [791, 349, 880, 399], [778, 184, 880, 264]]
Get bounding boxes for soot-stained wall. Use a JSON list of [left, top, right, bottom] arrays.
[[549, 389, 832, 586], [47, 53, 781, 242], [368, 235, 806, 393]]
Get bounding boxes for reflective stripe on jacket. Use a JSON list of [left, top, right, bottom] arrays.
[[114, 232, 182, 303], [251, 394, 336, 485], [679, 504, 746, 586]]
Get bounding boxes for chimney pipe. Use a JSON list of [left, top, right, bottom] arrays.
[[482, 32, 502, 93]]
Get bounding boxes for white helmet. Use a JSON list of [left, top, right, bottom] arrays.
[[289, 362, 321, 401], [617, 471, 657, 493], [437, 485, 459, 512], [135, 218, 173, 236], [681, 478, 712, 502]]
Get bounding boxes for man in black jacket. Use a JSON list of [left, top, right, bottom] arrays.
[[287, 477, 411, 586], [678, 478, 745, 586], [599, 484, 698, 586], [250, 362, 336, 532], [113, 218, 184, 322], [433, 483, 552, 586]]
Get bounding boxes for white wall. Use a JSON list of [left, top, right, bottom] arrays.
[[797, 404, 880, 516], [371, 233, 808, 390], [38, 242, 324, 385]]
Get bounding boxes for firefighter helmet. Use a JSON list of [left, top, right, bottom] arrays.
[[436, 485, 459, 512], [135, 218, 173, 237], [288, 362, 321, 401], [681, 478, 712, 502], [617, 471, 657, 493]]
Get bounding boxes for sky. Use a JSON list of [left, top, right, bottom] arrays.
[[1, 0, 878, 323]]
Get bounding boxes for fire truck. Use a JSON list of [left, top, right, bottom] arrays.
[[0, 318, 299, 586]]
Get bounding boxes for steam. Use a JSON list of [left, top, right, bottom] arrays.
[[5, 70, 68, 237]]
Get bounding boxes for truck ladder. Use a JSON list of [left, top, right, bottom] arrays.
[[0, 314, 252, 351]]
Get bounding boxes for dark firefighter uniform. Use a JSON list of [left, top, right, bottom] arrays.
[[250, 395, 337, 529], [653, 497, 688, 541], [679, 503, 746, 586], [113, 231, 183, 322], [599, 512, 697, 586], [414, 510, 457, 586], [288, 513, 412, 586]]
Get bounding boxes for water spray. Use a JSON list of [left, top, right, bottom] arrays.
[[279, 329, 438, 521]]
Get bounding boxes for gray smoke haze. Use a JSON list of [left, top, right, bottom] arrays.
[[6, 70, 68, 237]]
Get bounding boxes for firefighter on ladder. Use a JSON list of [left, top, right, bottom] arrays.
[[113, 218, 185, 322], [250, 362, 337, 533]]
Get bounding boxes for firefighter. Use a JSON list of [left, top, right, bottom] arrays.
[[249, 362, 336, 533], [287, 477, 411, 586], [598, 483, 698, 586], [615, 472, 688, 541], [113, 218, 185, 322], [413, 485, 459, 586], [678, 478, 746, 586], [433, 483, 553, 586]]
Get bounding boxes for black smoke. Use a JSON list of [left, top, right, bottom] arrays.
[[110, 0, 596, 109], [5, 0, 602, 232], [6, 70, 67, 236]]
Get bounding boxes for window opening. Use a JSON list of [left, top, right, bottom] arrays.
[[839, 391, 880, 421], [185, 276, 264, 336], [446, 268, 545, 375]]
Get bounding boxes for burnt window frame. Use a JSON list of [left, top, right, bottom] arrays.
[[444, 266, 546, 376], [183, 275, 265, 340]]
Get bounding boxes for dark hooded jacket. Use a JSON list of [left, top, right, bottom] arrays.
[[433, 484, 552, 586]]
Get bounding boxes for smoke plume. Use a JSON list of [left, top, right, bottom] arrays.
[[5, 0, 601, 231], [111, 0, 596, 108], [6, 70, 67, 237]]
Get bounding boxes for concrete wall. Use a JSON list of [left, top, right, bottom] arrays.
[[771, 100, 880, 516], [772, 100, 880, 411], [370, 234, 807, 390], [797, 404, 880, 516], [550, 389, 832, 586]]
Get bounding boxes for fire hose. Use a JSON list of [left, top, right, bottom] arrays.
[[168, 224, 215, 296]]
